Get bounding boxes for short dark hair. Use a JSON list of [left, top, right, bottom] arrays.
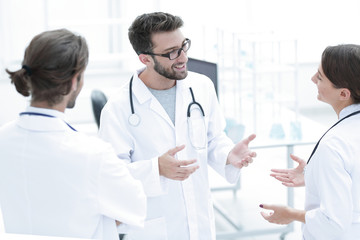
[[321, 44, 360, 103], [128, 12, 184, 55], [6, 28, 89, 106]]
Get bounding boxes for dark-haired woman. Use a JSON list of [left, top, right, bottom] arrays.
[[260, 44, 360, 240]]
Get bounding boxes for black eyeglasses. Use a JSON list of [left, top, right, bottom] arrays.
[[142, 38, 191, 60]]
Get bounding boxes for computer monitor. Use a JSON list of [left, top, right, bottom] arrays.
[[187, 57, 218, 94]]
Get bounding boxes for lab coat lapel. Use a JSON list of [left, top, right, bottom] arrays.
[[132, 75, 174, 128], [174, 79, 191, 146], [174, 79, 200, 239]]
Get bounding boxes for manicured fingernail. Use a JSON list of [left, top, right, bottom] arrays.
[[259, 204, 263, 208]]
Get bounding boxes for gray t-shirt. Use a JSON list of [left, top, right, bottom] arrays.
[[148, 85, 176, 125]]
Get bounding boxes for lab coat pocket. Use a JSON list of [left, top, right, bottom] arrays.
[[187, 108, 207, 150], [128, 217, 167, 240]]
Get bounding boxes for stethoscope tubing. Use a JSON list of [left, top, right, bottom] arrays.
[[129, 76, 135, 115], [128, 76, 141, 126], [128, 75, 205, 127], [307, 109, 360, 164], [187, 87, 205, 117], [128, 74, 206, 149]]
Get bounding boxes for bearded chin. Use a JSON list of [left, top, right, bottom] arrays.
[[153, 59, 188, 80], [175, 70, 188, 80]]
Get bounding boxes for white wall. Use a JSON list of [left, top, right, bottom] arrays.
[[1, 0, 359, 127]]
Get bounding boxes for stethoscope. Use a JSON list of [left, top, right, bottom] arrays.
[[128, 75, 205, 127], [128, 76, 141, 126], [307, 109, 360, 164], [19, 112, 77, 131]]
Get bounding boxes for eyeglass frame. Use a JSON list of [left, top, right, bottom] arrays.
[[141, 38, 191, 60]]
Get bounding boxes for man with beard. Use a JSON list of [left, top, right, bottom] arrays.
[[0, 29, 146, 240], [98, 12, 257, 240]]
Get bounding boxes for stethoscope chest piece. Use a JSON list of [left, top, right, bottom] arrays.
[[128, 113, 141, 127]]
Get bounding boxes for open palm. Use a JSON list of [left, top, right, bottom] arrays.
[[270, 154, 306, 187]]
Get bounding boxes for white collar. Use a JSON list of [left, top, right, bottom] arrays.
[[339, 103, 360, 119]]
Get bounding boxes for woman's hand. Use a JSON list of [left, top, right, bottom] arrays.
[[259, 203, 305, 224], [270, 154, 306, 187]]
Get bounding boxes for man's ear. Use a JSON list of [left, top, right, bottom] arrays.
[[71, 73, 79, 91], [138, 54, 152, 65], [339, 88, 351, 100]]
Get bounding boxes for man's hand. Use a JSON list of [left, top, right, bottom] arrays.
[[227, 134, 256, 168], [270, 154, 306, 187], [159, 145, 199, 181]]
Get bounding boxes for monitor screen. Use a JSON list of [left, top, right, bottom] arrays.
[[187, 57, 218, 94]]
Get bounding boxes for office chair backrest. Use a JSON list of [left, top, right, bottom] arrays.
[[91, 89, 108, 128], [187, 57, 218, 95]]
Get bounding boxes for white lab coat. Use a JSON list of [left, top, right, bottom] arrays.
[[99, 69, 239, 240], [303, 104, 360, 240], [0, 106, 146, 240]]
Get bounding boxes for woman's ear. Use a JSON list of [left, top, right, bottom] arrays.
[[339, 88, 351, 100]]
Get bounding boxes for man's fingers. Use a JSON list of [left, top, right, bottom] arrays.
[[167, 145, 185, 156], [179, 159, 197, 167], [242, 134, 256, 145], [243, 156, 253, 165], [176, 162, 199, 173], [235, 161, 245, 168], [173, 175, 189, 181], [177, 164, 199, 173], [234, 156, 255, 168], [173, 165, 199, 180]]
